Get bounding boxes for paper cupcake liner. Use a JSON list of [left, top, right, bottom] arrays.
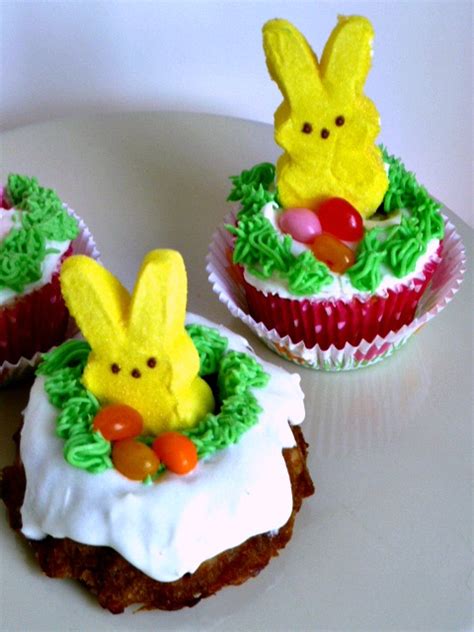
[[0, 208, 100, 386], [0, 252, 71, 365], [241, 246, 441, 351], [207, 211, 466, 370]]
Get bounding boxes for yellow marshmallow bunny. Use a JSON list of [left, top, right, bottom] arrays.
[[60, 250, 214, 435], [263, 16, 388, 218]]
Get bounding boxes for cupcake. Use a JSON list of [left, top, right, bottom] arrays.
[[0, 174, 99, 384], [1, 249, 314, 613], [208, 16, 465, 370]]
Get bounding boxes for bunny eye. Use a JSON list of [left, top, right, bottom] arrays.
[[320, 128, 330, 139], [111, 363, 120, 374], [335, 115, 345, 127], [301, 122, 313, 134], [147, 357, 157, 368]]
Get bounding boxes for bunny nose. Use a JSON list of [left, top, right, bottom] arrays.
[[131, 368, 141, 378]]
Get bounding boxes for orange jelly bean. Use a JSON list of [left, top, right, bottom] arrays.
[[311, 233, 356, 274], [152, 432, 198, 475], [93, 404, 144, 441], [112, 439, 160, 480]]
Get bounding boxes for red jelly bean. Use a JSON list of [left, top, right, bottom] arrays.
[[112, 439, 160, 481], [311, 234, 356, 274], [317, 197, 364, 242], [152, 432, 198, 475], [93, 404, 143, 441]]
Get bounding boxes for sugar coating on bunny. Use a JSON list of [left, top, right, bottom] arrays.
[[263, 16, 388, 218], [60, 250, 215, 435]]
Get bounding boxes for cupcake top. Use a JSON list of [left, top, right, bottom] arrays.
[[226, 17, 444, 301], [20, 251, 306, 581], [0, 174, 79, 306], [227, 153, 444, 301]]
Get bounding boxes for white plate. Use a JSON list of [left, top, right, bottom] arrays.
[[0, 113, 472, 631]]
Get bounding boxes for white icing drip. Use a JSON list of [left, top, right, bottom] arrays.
[[20, 314, 306, 582], [0, 207, 71, 307], [246, 204, 440, 302]]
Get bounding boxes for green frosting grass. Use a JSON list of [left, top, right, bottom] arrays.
[[347, 148, 444, 291], [227, 154, 444, 295], [0, 174, 79, 293], [38, 340, 110, 473], [37, 325, 270, 478]]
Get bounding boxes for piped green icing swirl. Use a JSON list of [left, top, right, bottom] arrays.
[[37, 339, 92, 375], [347, 149, 444, 291], [183, 392, 263, 459], [6, 174, 40, 205], [217, 350, 269, 399], [185, 324, 228, 375], [183, 351, 269, 459], [38, 340, 110, 473], [0, 227, 48, 292], [228, 155, 444, 295], [56, 392, 101, 439], [37, 325, 269, 478], [44, 366, 87, 409], [229, 213, 293, 278], [287, 250, 333, 295], [344, 228, 387, 292], [64, 431, 112, 471], [228, 162, 277, 210], [0, 174, 79, 293]]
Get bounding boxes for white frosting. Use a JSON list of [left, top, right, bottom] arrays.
[[0, 208, 15, 241], [250, 203, 440, 302], [20, 314, 306, 582], [0, 208, 70, 307]]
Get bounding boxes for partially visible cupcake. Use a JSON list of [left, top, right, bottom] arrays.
[[1, 250, 314, 613], [207, 16, 465, 370], [0, 174, 99, 384]]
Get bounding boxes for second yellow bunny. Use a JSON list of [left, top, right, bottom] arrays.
[[60, 250, 215, 435], [263, 16, 388, 218]]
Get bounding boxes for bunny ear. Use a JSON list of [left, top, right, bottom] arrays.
[[263, 19, 323, 108], [320, 15, 374, 97], [128, 249, 187, 348], [60, 255, 130, 353]]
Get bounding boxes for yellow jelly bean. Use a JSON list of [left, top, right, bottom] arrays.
[[112, 439, 159, 481]]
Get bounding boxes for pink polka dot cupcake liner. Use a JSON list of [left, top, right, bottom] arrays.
[[0, 210, 100, 386], [207, 211, 466, 370]]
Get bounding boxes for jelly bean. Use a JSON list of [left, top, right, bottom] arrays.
[[112, 439, 160, 480], [311, 233, 355, 274], [93, 404, 143, 441], [278, 208, 322, 244], [317, 198, 364, 241], [152, 432, 198, 475]]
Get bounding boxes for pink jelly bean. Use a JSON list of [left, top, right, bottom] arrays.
[[278, 208, 322, 244]]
